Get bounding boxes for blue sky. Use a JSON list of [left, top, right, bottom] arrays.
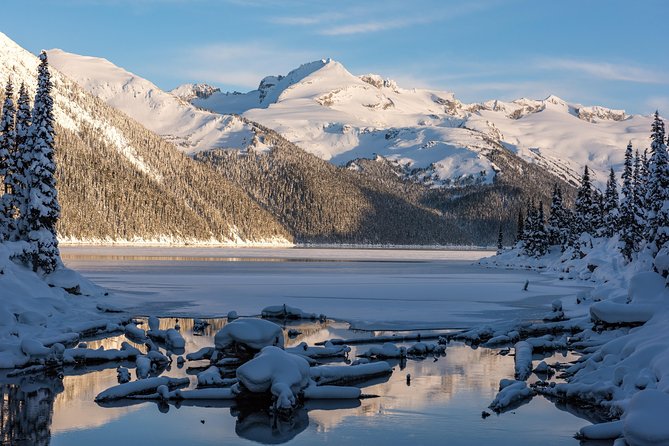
[[1, 0, 667, 114]]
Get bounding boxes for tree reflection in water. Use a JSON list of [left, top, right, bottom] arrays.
[[0, 375, 62, 445]]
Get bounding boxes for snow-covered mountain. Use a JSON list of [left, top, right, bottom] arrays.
[[48, 49, 262, 153], [0, 32, 290, 244], [49, 49, 653, 189], [189, 59, 652, 188]]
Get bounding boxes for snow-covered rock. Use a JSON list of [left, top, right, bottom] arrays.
[[359, 342, 406, 359], [489, 379, 534, 412], [235, 346, 310, 409], [95, 376, 190, 401], [513, 341, 533, 380], [214, 318, 284, 351], [261, 304, 323, 320]]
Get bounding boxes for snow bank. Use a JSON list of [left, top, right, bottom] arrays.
[[623, 390, 669, 446], [215, 319, 284, 351]]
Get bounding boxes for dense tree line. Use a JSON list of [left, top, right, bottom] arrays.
[[0, 52, 60, 273], [516, 112, 669, 265]]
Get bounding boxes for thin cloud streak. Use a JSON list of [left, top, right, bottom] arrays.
[[176, 42, 316, 89], [537, 58, 667, 84]]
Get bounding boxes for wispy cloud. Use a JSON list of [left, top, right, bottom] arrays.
[[174, 42, 317, 89], [271, 1, 497, 36], [537, 58, 667, 84], [319, 16, 432, 36], [269, 12, 348, 26]]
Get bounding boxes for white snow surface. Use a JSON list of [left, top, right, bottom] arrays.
[[48, 49, 259, 154], [45, 48, 653, 188], [484, 238, 669, 444]]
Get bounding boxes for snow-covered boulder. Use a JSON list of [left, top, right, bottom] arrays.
[[95, 376, 190, 401], [285, 341, 350, 359], [215, 318, 284, 351], [359, 342, 406, 359], [235, 346, 310, 409], [514, 341, 533, 380], [310, 362, 393, 386], [261, 304, 323, 320], [489, 379, 533, 413]]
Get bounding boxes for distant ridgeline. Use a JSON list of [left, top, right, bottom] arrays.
[[516, 111, 668, 264], [0, 33, 578, 247]]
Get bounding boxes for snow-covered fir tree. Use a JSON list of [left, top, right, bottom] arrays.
[[23, 52, 61, 273], [603, 168, 619, 237], [13, 83, 31, 241], [645, 111, 669, 255], [497, 224, 503, 254], [574, 166, 596, 236], [546, 184, 571, 249], [619, 143, 643, 261], [0, 79, 16, 241], [516, 209, 524, 243], [522, 200, 548, 257]]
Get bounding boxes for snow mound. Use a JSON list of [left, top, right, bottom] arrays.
[[359, 342, 406, 359], [261, 304, 324, 320], [235, 346, 310, 409], [489, 379, 533, 413], [214, 318, 284, 351], [623, 390, 669, 446]]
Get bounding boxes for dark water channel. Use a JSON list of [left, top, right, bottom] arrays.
[[0, 317, 608, 446]]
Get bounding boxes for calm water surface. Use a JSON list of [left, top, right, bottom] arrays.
[[1, 318, 606, 446]]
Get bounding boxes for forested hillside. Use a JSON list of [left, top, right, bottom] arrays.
[[196, 119, 575, 245], [0, 33, 290, 245]]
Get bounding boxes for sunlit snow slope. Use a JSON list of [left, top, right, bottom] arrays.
[[48, 49, 258, 153], [194, 59, 653, 188], [51, 49, 653, 189]]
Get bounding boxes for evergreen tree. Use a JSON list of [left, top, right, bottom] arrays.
[[13, 83, 31, 241], [633, 149, 647, 232], [24, 52, 61, 273], [619, 143, 643, 260], [496, 224, 503, 254], [522, 200, 548, 257], [547, 184, 571, 249], [645, 111, 669, 254], [574, 166, 595, 235], [0, 79, 16, 241], [516, 209, 524, 243], [603, 168, 619, 237]]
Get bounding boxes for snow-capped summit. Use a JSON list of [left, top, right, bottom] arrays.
[[170, 83, 220, 101], [46, 47, 654, 189], [48, 49, 258, 153]]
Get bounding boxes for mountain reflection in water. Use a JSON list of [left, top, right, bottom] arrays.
[[0, 318, 598, 445]]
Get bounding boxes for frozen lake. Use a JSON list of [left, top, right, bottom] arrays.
[[61, 246, 588, 330], [0, 247, 601, 445]]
